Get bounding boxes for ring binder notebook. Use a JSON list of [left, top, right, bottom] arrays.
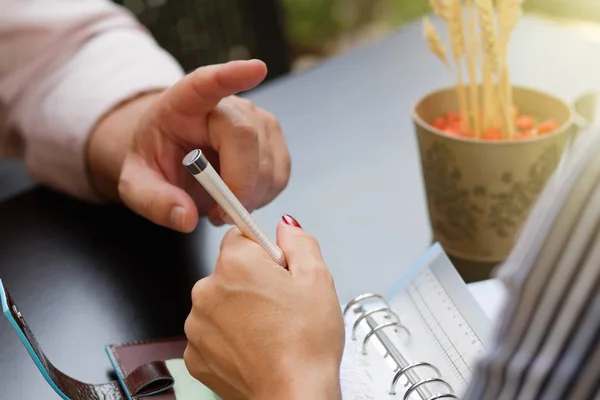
[[339, 243, 494, 399], [344, 295, 456, 399]]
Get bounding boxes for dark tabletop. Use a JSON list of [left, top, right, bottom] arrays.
[[2, 14, 600, 399]]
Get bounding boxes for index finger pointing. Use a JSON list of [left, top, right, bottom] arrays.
[[163, 60, 268, 118]]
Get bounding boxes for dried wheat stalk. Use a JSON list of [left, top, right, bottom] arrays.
[[497, 0, 524, 135], [497, 0, 524, 49], [464, 0, 482, 137], [446, 0, 470, 133], [475, 0, 500, 75], [429, 0, 447, 20], [482, 59, 498, 129], [475, 0, 513, 138], [422, 16, 450, 68], [422, 0, 523, 139]]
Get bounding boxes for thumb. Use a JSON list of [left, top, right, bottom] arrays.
[[276, 215, 326, 278], [162, 59, 267, 121], [119, 153, 199, 233]]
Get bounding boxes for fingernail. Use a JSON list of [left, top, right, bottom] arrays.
[[282, 214, 302, 228], [170, 206, 186, 230]]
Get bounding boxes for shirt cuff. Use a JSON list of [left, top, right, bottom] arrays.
[[20, 28, 184, 203]]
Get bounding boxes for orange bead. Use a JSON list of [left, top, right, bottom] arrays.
[[432, 117, 447, 130], [483, 128, 502, 141], [516, 115, 535, 131], [538, 119, 559, 135], [446, 111, 460, 123], [449, 120, 462, 132]]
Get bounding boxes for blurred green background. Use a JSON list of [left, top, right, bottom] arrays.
[[281, 0, 600, 66], [118, 0, 600, 76], [281, 0, 431, 57]]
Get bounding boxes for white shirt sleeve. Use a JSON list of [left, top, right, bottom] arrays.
[[0, 0, 184, 201]]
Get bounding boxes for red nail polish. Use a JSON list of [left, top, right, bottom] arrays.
[[282, 214, 302, 228]]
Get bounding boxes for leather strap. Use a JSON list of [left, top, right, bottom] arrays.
[[125, 360, 174, 397], [0, 280, 174, 399]]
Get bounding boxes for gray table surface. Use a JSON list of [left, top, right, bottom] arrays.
[[196, 14, 600, 304]]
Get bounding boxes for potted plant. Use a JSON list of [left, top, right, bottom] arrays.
[[412, 0, 576, 264]]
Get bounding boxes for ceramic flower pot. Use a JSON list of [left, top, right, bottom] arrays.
[[412, 85, 576, 262]]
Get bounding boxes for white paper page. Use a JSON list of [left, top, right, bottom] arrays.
[[467, 279, 507, 323], [384, 245, 493, 398], [387, 281, 482, 397]]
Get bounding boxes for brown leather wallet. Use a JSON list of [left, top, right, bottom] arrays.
[[0, 279, 191, 400]]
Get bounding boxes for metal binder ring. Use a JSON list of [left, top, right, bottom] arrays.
[[361, 321, 399, 355], [352, 307, 401, 340], [343, 293, 390, 316], [403, 378, 453, 400], [389, 362, 441, 395], [426, 394, 458, 400]]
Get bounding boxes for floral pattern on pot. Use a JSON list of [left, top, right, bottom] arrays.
[[423, 141, 559, 246], [422, 141, 484, 243], [486, 144, 559, 238]]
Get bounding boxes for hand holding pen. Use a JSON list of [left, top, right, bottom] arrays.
[[183, 149, 288, 267], [115, 60, 290, 233]]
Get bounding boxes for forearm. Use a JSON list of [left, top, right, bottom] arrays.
[[86, 91, 162, 202], [1, 1, 183, 202]]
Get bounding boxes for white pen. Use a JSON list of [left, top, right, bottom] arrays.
[[182, 149, 287, 268]]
